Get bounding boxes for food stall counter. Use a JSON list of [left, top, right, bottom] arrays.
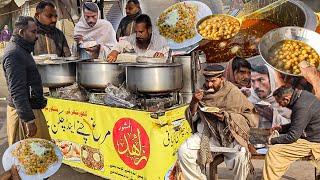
[[42, 97, 191, 179]]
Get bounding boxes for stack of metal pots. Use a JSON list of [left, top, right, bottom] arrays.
[[173, 52, 206, 104]]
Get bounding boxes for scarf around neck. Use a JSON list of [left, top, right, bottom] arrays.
[[35, 19, 57, 34], [74, 3, 116, 47], [12, 35, 35, 53]]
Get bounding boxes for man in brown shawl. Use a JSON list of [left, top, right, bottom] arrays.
[[178, 65, 258, 180], [224, 57, 252, 97], [33, 1, 71, 57]]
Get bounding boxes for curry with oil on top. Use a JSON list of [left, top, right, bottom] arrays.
[[198, 19, 280, 63]]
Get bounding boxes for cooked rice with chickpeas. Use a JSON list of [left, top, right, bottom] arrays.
[[11, 139, 58, 175]]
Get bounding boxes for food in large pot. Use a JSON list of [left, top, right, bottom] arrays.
[[125, 63, 183, 94], [37, 61, 76, 88], [198, 0, 317, 63], [77, 61, 125, 89]]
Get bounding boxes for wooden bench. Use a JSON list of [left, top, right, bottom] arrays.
[[207, 153, 318, 180]]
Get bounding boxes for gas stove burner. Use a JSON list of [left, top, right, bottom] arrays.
[[136, 93, 172, 99], [138, 92, 173, 97], [136, 94, 179, 112], [48, 88, 59, 98], [87, 89, 106, 93], [89, 92, 106, 105]]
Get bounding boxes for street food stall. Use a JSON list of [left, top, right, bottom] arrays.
[[35, 56, 192, 179], [31, 0, 320, 179]]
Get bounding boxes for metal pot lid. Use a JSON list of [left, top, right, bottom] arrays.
[[36, 59, 85, 65], [122, 62, 182, 67], [136, 56, 167, 63], [77, 60, 122, 65]]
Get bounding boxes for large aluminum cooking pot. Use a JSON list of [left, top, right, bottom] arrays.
[[77, 61, 125, 89], [125, 63, 183, 94], [37, 61, 76, 88]]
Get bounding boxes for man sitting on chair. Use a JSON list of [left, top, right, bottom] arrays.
[[178, 65, 258, 180]]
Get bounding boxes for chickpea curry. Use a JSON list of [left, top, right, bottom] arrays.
[[269, 40, 320, 75], [198, 19, 280, 63], [197, 15, 241, 40]]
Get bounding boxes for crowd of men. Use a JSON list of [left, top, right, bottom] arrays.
[[1, 0, 320, 180], [178, 57, 320, 180]]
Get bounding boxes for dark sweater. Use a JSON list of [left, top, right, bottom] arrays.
[[2, 36, 47, 122], [33, 19, 71, 57], [271, 90, 320, 144]]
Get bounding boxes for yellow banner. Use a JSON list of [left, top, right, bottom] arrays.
[[43, 98, 191, 179]]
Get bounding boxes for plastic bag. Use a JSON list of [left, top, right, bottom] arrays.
[[103, 83, 136, 108], [54, 83, 88, 102]]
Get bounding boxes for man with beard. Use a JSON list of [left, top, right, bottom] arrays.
[[248, 65, 291, 128], [34, 1, 71, 57], [224, 57, 252, 96], [178, 65, 258, 180], [107, 14, 169, 62], [2, 16, 50, 145], [116, 0, 141, 41], [263, 86, 320, 180], [74, 2, 116, 59]]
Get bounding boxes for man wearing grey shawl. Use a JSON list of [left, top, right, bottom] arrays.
[[178, 65, 258, 180]]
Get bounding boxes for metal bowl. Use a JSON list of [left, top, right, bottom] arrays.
[[246, 0, 317, 64], [259, 26, 320, 76]]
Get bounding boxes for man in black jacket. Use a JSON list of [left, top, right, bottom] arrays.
[[263, 85, 320, 180], [2, 16, 50, 145]]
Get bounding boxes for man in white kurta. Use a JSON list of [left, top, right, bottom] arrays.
[[107, 14, 169, 62], [74, 2, 117, 60]]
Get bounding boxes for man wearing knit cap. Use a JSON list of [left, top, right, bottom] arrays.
[[178, 64, 258, 180]]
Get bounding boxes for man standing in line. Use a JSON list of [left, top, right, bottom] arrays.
[[2, 16, 50, 145]]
